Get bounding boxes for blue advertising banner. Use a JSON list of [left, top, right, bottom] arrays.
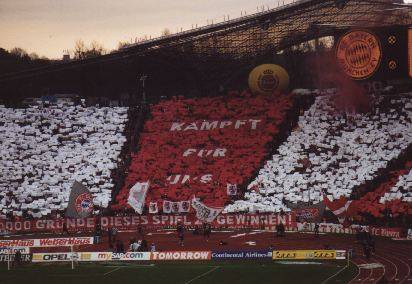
[[211, 250, 272, 260]]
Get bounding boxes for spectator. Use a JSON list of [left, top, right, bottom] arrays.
[[314, 223, 320, 237], [13, 250, 22, 268], [62, 221, 69, 235], [129, 239, 139, 252], [203, 223, 211, 242], [140, 239, 148, 252], [108, 227, 113, 248], [116, 240, 125, 253], [276, 222, 285, 237], [177, 222, 185, 246], [111, 227, 118, 243]]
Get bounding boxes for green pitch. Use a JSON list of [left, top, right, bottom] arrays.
[[0, 261, 357, 284]]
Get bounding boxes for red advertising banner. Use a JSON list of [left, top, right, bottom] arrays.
[[0, 237, 94, 248], [0, 213, 296, 234]]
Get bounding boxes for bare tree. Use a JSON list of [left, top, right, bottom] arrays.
[[10, 47, 28, 58], [73, 40, 106, 60], [29, 52, 39, 60], [161, 28, 171, 36], [118, 41, 129, 49], [88, 40, 106, 57], [73, 40, 87, 60]]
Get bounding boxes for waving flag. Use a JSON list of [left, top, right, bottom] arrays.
[[191, 197, 223, 223], [323, 194, 352, 223], [65, 181, 94, 218], [127, 182, 150, 214]]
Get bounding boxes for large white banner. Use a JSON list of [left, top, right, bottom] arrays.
[[191, 198, 222, 223], [127, 182, 150, 214], [0, 237, 94, 248]]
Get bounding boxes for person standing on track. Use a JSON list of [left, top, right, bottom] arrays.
[[314, 223, 320, 237], [13, 250, 21, 268], [177, 222, 185, 246], [203, 222, 211, 242]]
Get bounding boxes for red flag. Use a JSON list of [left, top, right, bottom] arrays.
[[323, 194, 352, 223]]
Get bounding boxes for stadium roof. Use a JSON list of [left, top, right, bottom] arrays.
[[0, 0, 411, 83]]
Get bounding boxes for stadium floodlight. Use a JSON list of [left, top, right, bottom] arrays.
[[139, 75, 148, 104]]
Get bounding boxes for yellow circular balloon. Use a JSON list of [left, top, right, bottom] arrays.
[[248, 64, 290, 95]]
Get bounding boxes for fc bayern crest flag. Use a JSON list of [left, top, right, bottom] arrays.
[[65, 181, 94, 218], [227, 183, 238, 196], [149, 202, 158, 214], [179, 201, 190, 213], [127, 181, 150, 214]]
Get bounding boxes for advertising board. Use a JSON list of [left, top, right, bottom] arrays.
[[272, 250, 346, 260], [212, 251, 272, 260], [150, 251, 211, 260]]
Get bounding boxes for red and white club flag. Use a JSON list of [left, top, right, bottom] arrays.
[[163, 200, 172, 214], [191, 197, 223, 223], [323, 194, 352, 223], [179, 201, 190, 213], [171, 202, 180, 214], [65, 181, 94, 219], [227, 184, 238, 196], [127, 181, 150, 215], [149, 202, 158, 214]]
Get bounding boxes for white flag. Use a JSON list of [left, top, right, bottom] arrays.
[[191, 197, 223, 223], [127, 181, 150, 214], [179, 201, 190, 213], [149, 202, 158, 214], [163, 200, 172, 214], [227, 184, 238, 196]]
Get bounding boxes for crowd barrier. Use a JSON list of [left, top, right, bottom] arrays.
[[28, 250, 346, 263]]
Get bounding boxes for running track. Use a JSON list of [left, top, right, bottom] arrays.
[[6, 230, 412, 283]]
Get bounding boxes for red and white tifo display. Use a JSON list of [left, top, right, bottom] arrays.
[[112, 92, 293, 213]]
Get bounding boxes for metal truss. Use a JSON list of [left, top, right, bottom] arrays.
[[0, 0, 410, 84]]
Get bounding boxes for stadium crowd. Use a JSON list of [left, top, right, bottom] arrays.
[[225, 94, 412, 218], [0, 101, 128, 219], [113, 92, 295, 212], [0, 91, 410, 227]]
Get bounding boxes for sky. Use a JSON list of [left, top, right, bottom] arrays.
[[0, 0, 294, 59]]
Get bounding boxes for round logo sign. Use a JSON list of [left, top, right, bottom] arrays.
[[336, 30, 382, 80], [75, 193, 93, 215], [258, 70, 280, 92], [248, 64, 290, 95]]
